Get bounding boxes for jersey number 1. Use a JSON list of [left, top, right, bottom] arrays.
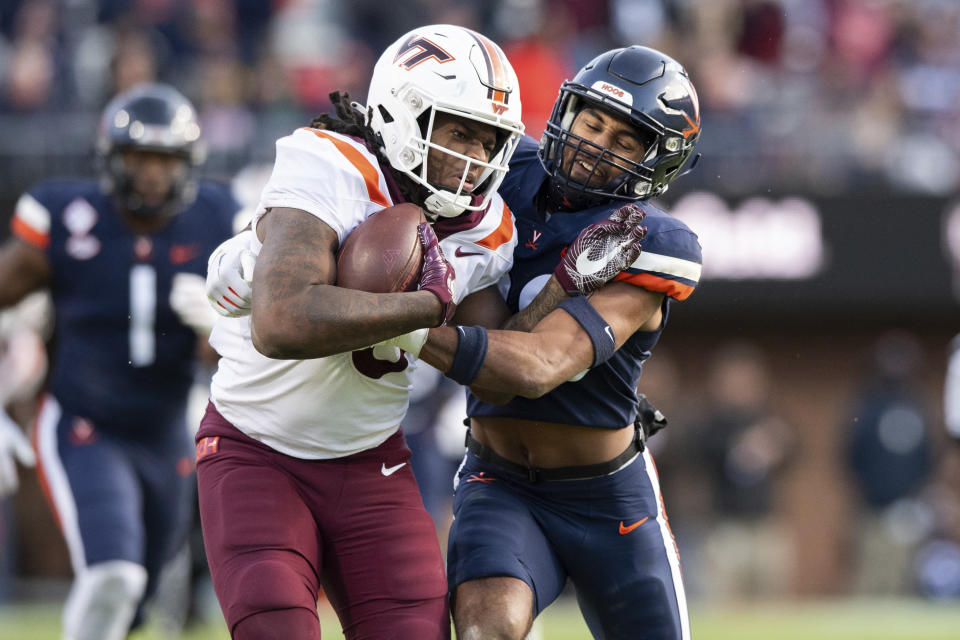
[[129, 264, 156, 366]]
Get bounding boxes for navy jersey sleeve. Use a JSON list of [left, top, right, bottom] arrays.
[[613, 204, 702, 301], [10, 179, 98, 253]]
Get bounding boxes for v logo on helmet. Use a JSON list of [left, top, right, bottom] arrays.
[[394, 35, 454, 70], [660, 78, 701, 139]]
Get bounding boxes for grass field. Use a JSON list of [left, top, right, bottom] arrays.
[[2, 597, 960, 639]]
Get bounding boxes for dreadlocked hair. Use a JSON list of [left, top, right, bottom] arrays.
[[308, 91, 419, 203], [309, 92, 377, 154]]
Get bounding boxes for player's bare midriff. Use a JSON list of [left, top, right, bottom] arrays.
[[470, 416, 636, 468]]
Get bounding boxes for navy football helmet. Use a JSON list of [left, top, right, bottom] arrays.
[[97, 83, 205, 217], [539, 46, 701, 211]]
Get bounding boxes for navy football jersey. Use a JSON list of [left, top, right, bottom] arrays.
[[467, 136, 703, 428], [12, 179, 238, 434]]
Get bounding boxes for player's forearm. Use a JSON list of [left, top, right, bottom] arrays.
[[473, 329, 588, 397], [500, 276, 568, 332], [419, 324, 590, 399], [252, 286, 442, 359], [420, 277, 572, 402]]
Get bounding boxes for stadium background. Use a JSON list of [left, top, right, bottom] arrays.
[[2, 0, 960, 638]]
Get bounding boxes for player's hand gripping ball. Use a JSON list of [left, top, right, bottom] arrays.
[[336, 203, 456, 325], [415, 222, 456, 325]]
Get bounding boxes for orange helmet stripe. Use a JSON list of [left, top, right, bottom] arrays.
[[466, 29, 510, 104]]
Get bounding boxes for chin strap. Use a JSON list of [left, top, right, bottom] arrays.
[[422, 190, 487, 220], [423, 190, 471, 220]]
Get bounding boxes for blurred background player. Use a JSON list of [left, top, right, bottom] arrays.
[[688, 341, 795, 601], [195, 24, 525, 640], [0, 83, 238, 640], [844, 331, 935, 595]]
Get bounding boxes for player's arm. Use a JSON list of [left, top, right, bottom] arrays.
[[251, 206, 452, 359], [441, 281, 566, 404], [408, 202, 648, 342], [0, 237, 52, 310], [500, 276, 569, 331], [418, 282, 663, 399], [500, 204, 648, 332]]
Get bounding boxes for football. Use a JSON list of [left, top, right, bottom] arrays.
[[336, 203, 426, 293]]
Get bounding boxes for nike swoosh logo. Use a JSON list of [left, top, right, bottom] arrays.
[[604, 325, 615, 343], [574, 238, 635, 276], [381, 462, 407, 476], [455, 247, 484, 258], [618, 516, 649, 535]]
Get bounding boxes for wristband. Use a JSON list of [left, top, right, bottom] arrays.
[[558, 296, 615, 367], [446, 325, 488, 386]]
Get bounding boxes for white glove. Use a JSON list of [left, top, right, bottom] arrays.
[[373, 328, 429, 358], [170, 273, 219, 337], [0, 408, 34, 497], [206, 230, 256, 318]]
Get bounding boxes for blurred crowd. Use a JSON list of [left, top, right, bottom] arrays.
[[1, 0, 960, 198], [646, 330, 960, 603]]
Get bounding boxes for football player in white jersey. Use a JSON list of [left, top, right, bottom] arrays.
[[195, 25, 526, 640]]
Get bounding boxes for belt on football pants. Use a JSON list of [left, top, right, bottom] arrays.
[[464, 428, 644, 483]]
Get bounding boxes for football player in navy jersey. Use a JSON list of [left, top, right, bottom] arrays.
[[398, 45, 702, 640], [0, 83, 239, 640]]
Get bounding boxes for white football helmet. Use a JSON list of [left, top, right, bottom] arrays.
[[366, 24, 524, 219]]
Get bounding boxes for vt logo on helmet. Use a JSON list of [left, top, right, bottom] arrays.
[[539, 46, 701, 212], [366, 24, 525, 220], [394, 35, 454, 69]]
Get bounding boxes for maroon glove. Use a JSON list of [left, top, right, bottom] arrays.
[[417, 222, 457, 325], [553, 203, 648, 296]]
